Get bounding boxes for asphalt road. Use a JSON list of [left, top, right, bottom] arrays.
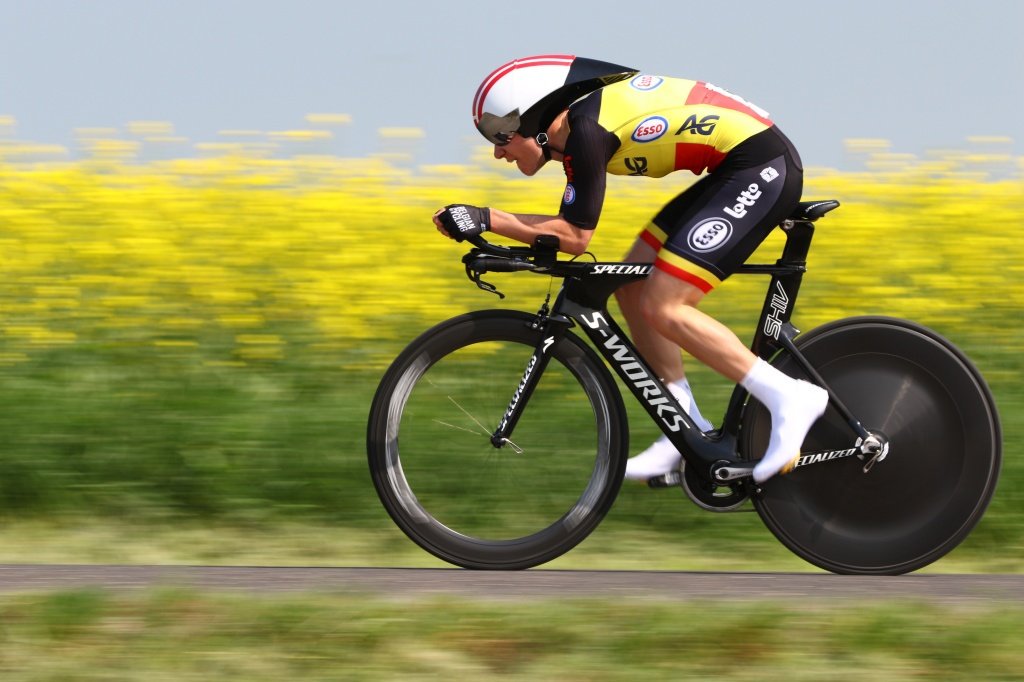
[[0, 566, 1021, 605]]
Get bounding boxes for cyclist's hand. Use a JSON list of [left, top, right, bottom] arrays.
[[435, 204, 490, 242]]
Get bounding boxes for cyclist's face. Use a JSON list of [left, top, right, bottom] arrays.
[[493, 133, 545, 176]]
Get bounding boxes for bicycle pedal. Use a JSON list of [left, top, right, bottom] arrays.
[[647, 472, 682, 488]]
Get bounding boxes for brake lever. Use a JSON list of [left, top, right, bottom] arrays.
[[463, 260, 505, 299]]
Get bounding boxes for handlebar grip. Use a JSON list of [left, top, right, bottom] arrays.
[[466, 234, 517, 257], [467, 234, 490, 249]]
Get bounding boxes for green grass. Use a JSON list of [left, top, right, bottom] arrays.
[[0, 589, 1021, 680], [0, 306, 1019, 564], [0, 511, 1015, 574], [0, 314, 1019, 573]]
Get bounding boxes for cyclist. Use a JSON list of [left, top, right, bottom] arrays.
[[434, 54, 827, 483]]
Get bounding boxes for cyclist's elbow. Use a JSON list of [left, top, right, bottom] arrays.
[[557, 220, 593, 256]]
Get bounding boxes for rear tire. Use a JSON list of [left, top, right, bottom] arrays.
[[368, 310, 629, 569], [740, 316, 1001, 575]]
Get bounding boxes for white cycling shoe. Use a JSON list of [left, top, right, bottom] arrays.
[[624, 379, 712, 481], [751, 380, 829, 483], [624, 436, 687, 481], [623, 370, 829, 484]]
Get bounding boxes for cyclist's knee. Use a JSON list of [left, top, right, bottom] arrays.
[[637, 287, 677, 331]]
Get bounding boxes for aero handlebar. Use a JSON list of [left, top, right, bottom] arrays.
[[460, 234, 563, 297]]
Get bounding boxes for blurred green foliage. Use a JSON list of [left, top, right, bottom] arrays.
[[0, 149, 1020, 568], [0, 589, 1021, 680]]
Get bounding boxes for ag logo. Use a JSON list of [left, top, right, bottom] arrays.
[[625, 157, 648, 176], [631, 116, 668, 143], [675, 114, 719, 136], [687, 217, 733, 252]]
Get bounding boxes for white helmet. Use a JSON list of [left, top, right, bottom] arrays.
[[472, 54, 637, 146]]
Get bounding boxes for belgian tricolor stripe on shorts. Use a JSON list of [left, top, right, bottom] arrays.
[[639, 225, 723, 293]]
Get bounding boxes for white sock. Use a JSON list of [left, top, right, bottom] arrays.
[[624, 378, 713, 480], [666, 378, 714, 432], [741, 359, 828, 483]]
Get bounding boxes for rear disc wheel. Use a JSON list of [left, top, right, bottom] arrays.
[[741, 316, 1001, 575]]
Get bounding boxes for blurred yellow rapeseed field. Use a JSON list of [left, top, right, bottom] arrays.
[[0, 127, 1022, 374], [0, 123, 1022, 534]]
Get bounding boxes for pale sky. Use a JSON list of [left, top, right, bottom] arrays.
[[2, 0, 1021, 168]]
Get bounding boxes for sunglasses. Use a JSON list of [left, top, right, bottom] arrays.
[[476, 111, 520, 146]]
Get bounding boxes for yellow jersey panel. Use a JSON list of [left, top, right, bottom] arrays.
[[593, 75, 773, 177]]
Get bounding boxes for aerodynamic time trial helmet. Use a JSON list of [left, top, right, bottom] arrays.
[[472, 54, 638, 146]]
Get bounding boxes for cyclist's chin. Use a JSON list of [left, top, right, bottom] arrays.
[[516, 158, 546, 176]]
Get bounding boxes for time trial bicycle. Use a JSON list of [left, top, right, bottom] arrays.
[[367, 199, 1001, 575]]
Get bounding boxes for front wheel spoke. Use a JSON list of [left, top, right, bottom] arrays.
[[431, 418, 489, 436]]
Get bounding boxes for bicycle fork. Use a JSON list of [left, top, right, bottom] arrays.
[[488, 310, 574, 450]]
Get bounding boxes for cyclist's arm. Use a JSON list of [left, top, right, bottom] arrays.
[[487, 209, 594, 255], [486, 111, 617, 255]]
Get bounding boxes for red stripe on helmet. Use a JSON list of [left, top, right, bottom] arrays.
[[472, 54, 575, 123]]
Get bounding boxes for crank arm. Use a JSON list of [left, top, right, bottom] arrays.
[[713, 463, 755, 482]]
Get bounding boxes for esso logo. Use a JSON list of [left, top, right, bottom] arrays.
[[631, 116, 668, 143], [630, 75, 664, 91], [687, 218, 733, 252], [563, 183, 576, 205]]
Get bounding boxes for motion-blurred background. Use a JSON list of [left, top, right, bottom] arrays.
[[0, 1, 1021, 678]]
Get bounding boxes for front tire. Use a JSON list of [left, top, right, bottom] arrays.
[[368, 310, 629, 570]]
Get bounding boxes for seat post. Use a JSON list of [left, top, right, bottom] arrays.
[[779, 219, 815, 266], [747, 220, 815, 360]]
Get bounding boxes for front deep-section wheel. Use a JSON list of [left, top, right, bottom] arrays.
[[741, 316, 1001, 575], [368, 310, 629, 570]]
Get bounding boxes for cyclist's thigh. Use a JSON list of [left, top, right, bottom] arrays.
[[648, 131, 802, 293], [622, 233, 658, 263]]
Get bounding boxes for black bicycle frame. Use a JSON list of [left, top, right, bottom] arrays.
[[489, 218, 872, 475]]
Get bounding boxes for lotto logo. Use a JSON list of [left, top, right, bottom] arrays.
[[760, 166, 780, 183], [723, 183, 762, 219]]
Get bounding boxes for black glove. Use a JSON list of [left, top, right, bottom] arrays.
[[438, 204, 490, 242]]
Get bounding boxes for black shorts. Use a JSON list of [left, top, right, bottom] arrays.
[[639, 126, 803, 292]]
